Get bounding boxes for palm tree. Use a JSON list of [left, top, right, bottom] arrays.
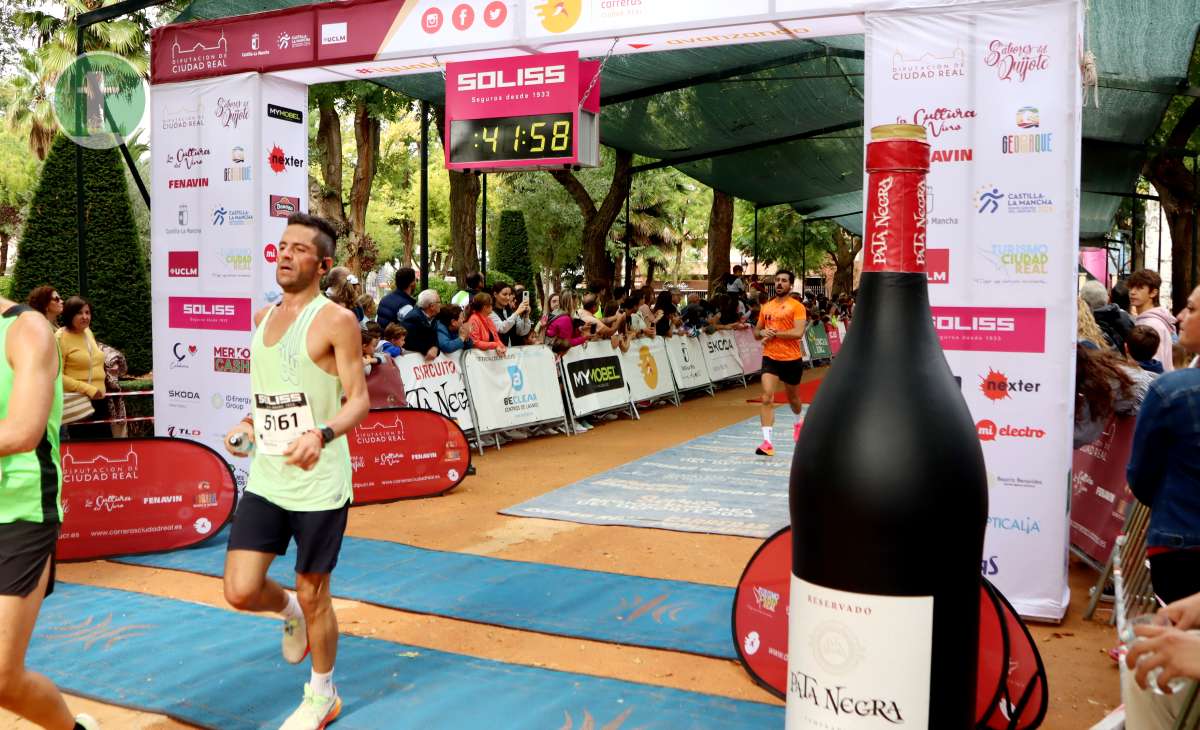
[[1, 49, 56, 160], [16, 0, 149, 80]]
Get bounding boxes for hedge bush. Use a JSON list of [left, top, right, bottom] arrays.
[[13, 136, 152, 374], [494, 210, 534, 292]]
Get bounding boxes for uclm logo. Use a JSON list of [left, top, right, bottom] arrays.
[[926, 248, 949, 284], [169, 297, 252, 331], [168, 251, 199, 278], [931, 306, 1045, 353], [456, 65, 567, 91]]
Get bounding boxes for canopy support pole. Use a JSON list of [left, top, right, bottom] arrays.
[[1158, 192, 1163, 274], [75, 27, 87, 297], [420, 100, 429, 291], [1192, 155, 1198, 293], [753, 207, 759, 279], [802, 218, 808, 282], [481, 173, 487, 277], [624, 185, 632, 291]]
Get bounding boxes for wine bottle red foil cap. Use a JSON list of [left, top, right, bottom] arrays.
[[864, 124, 930, 275]]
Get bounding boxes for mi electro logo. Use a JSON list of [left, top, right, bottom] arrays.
[[456, 64, 566, 92], [976, 419, 1046, 441]]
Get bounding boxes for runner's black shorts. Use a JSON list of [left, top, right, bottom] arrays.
[[228, 491, 349, 574], [762, 356, 805, 386], [0, 521, 58, 597]]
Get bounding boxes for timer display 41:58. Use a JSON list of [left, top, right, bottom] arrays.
[[449, 112, 574, 163]]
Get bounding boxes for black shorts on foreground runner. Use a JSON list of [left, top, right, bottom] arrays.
[[0, 521, 58, 597], [228, 491, 349, 574], [762, 356, 804, 386]]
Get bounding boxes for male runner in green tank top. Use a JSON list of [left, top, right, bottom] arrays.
[[222, 213, 368, 730], [0, 299, 98, 730]]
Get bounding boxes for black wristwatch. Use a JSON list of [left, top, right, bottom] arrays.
[[316, 424, 335, 446]]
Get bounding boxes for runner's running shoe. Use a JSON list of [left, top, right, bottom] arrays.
[[279, 684, 342, 730], [282, 614, 309, 664], [75, 715, 100, 730], [755, 441, 775, 456]]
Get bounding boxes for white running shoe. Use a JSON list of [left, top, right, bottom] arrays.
[[279, 684, 342, 730], [282, 614, 309, 664], [75, 714, 100, 730]]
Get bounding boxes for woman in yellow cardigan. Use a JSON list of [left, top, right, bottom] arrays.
[[56, 296, 107, 438]]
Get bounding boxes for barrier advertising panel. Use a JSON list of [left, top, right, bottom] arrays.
[[57, 439, 237, 561], [463, 346, 566, 433], [620, 337, 678, 403], [560, 342, 631, 418], [664, 336, 711, 392], [394, 352, 473, 431], [1070, 416, 1136, 566], [825, 323, 843, 356], [733, 328, 763, 374], [700, 331, 744, 383], [803, 325, 832, 360], [348, 408, 471, 503]]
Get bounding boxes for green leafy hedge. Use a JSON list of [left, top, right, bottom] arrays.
[[494, 210, 534, 292], [12, 136, 152, 374]]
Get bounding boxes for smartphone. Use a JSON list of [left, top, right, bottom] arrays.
[[522, 290, 530, 303]]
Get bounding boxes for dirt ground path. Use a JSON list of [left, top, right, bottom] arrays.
[[3, 371, 1120, 728]]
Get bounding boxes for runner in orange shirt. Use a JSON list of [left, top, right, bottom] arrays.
[[752, 271, 807, 456]]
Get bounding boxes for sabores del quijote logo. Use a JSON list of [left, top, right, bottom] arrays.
[[984, 39, 1049, 83]]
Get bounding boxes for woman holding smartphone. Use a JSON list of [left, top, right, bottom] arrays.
[[489, 282, 532, 347]]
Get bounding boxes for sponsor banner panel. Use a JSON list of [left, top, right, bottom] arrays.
[[395, 352, 474, 431], [57, 438, 236, 561], [348, 408, 471, 503], [663, 335, 711, 392], [463, 346, 565, 432], [619, 337, 677, 402], [1070, 416, 1136, 565], [699, 331, 744, 382], [560, 342, 631, 417], [802, 325, 831, 361], [259, 75, 309, 307], [524, 0, 771, 40], [824, 324, 842, 356], [867, 0, 1079, 619], [733, 328, 763, 374], [733, 527, 791, 697]]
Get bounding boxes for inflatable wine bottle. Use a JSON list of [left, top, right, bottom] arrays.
[[786, 124, 987, 727]]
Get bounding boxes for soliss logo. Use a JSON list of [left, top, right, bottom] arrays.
[[456, 65, 566, 91], [184, 304, 235, 316]]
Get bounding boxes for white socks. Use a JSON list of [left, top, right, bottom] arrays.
[[762, 426, 773, 443], [310, 668, 335, 698], [280, 591, 303, 621]]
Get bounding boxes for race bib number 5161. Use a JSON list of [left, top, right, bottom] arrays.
[[253, 392, 316, 456]]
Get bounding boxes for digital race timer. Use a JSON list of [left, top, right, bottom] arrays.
[[448, 112, 574, 164]]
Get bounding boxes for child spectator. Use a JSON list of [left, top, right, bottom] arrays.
[[379, 323, 406, 358], [1126, 324, 1164, 374]]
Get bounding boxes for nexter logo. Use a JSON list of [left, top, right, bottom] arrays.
[[456, 65, 566, 92]]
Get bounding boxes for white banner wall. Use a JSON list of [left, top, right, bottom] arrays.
[[866, 0, 1080, 620], [463, 346, 566, 433], [396, 352, 473, 431], [620, 337, 678, 403], [560, 342, 632, 418], [699, 331, 745, 383], [152, 73, 308, 488], [664, 336, 712, 392]]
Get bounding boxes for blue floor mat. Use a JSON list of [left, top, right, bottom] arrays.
[[501, 412, 793, 538], [33, 583, 781, 729], [116, 530, 737, 659]]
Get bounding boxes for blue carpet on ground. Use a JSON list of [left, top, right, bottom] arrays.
[[500, 412, 793, 538], [116, 530, 737, 659], [33, 583, 782, 729]]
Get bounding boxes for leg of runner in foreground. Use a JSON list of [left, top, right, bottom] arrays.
[[0, 301, 98, 730], [752, 271, 807, 456], [222, 213, 369, 730]]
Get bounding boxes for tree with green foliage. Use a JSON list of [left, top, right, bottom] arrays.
[[495, 210, 534, 291], [0, 127, 41, 275], [12, 135, 151, 373]]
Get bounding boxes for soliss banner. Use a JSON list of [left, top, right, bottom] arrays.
[[620, 337, 677, 403], [348, 408, 471, 503], [699, 331, 745, 382], [733, 328, 763, 374], [394, 352, 473, 432], [559, 342, 632, 418], [463, 346, 566, 433], [57, 438, 237, 561], [1070, 416, 1137, 566], [664, 335, 712, 392]]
